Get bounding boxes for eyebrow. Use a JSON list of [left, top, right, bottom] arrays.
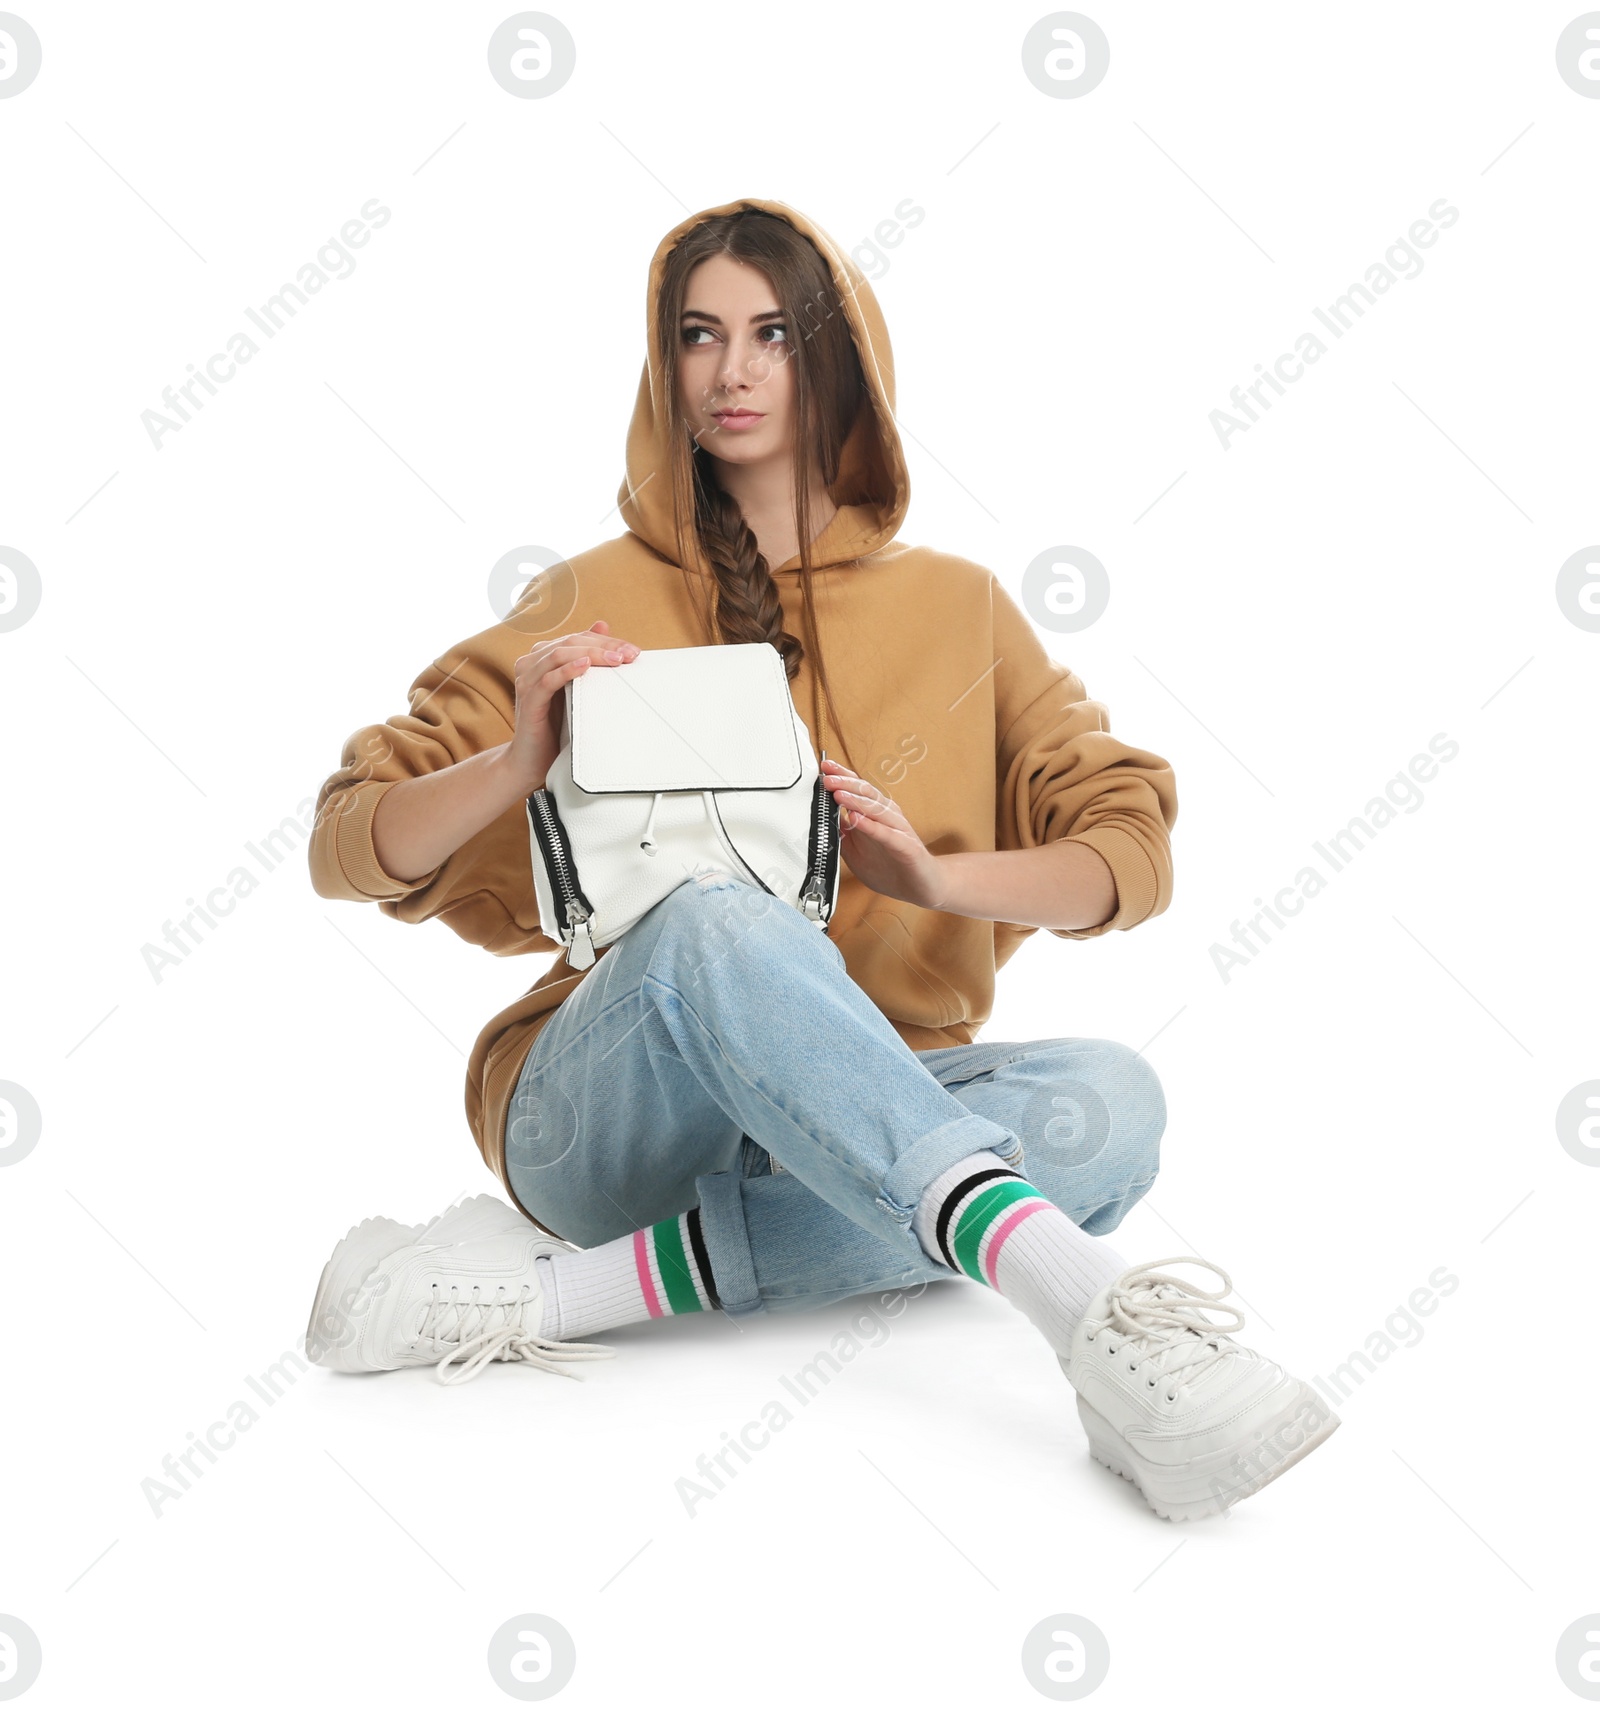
[[680, 308, 786, 325]]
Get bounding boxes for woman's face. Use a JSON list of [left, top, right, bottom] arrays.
[[677, 253, 796, 469]]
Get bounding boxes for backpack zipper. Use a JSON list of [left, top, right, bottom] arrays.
[[527, 789, 596, 969], [798, 750, 839, 925], [532, 757, 835, 958]]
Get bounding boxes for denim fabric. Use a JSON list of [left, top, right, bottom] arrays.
[[505, 869, 1164, 1317]]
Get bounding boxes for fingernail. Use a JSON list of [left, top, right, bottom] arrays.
[[604, 649, 623, 661]]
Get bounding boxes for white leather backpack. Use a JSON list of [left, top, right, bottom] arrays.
[[525, 641, 842, 968]]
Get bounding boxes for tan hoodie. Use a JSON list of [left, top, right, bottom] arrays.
[[307, 195, 1178, 1218]]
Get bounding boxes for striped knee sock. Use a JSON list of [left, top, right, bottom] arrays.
[[536, 1208, 719, 1341], [911, 1151, 1126, 1355]]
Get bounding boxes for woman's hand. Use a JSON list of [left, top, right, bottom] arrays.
[[370, 620, 641, 885], [819, 757, 946, 909], [505, 620, 642, 792]]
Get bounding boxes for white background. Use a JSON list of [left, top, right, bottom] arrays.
[[2, 2, 1597, 1708]]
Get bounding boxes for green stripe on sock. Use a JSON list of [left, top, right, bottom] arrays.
[[951, 1178, 1043, 1282], [653, 1214, 705, 1315]]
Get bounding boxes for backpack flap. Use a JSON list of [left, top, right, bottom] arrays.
[[567, 641, 802, 794]]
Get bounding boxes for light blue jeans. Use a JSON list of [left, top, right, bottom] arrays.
[[505, 869, 1164, 1317]]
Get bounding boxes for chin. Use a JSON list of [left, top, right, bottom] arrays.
[[705, 437, 776, 464]]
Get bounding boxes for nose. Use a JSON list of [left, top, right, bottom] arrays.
[[715, 334, 771, 398], [716, 346, 752, 395]]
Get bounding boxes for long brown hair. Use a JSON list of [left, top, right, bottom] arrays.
[[654, 204, 864, 773]]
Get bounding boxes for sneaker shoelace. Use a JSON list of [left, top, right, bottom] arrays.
[[416, 1281, 616, 1386], [1098, 1256, 1249, 1399]]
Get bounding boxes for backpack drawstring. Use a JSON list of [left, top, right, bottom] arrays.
[[641, 789, 720, 858], [639, 790, 665, 856]]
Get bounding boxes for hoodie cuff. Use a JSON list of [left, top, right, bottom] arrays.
[[330, 780, 443, 900], [1050, 825, 1158, 940]]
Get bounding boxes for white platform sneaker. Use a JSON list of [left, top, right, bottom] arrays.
[[305, 1195, 615, 1385], [1060, 1255, 1339, 1521]]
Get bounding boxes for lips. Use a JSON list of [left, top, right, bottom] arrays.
[[713, 411, 762, 421]]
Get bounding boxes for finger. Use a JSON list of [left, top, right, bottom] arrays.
[[538, 654, 594, 693], [834, 783, 899, 820], [527, 639, 640, 673], [583, 626, 643, 660], [836, 794, 906, 841], [824, 768, 878, 802], [527, 648, 603, 690], [840, 802, 888, 836]]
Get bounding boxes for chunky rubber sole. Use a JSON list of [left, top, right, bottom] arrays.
[[419, 1193, 545, 1249], [1077, 1380, 1340, 1522], [304, 1216, 422, 1371], [420, 1194, 582, 1261]]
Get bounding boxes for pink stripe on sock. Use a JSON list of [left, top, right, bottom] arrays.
[[981, 1198, 1053, 1289], [633, 1228, 664, 1318]]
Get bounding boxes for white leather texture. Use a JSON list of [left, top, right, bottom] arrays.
[[526, 642, 838, 960], [569, 641, 802, 792]]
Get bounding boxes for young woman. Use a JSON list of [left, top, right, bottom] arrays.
[[304, 197, 1337, 1521]]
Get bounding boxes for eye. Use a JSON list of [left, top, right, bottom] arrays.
[[682, 325, 715, 346], [759, 322, 789, 346]]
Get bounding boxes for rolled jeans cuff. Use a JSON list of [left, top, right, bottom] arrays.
[[876, 1111, 1023, 1225], [694, 1168, 766, 1319]]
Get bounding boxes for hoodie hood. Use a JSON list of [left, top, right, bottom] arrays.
[[616, 196, 911, 577]]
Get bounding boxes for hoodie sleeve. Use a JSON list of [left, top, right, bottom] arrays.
[[989, 574, 1177, 940], [307, 647, 560, 957]]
